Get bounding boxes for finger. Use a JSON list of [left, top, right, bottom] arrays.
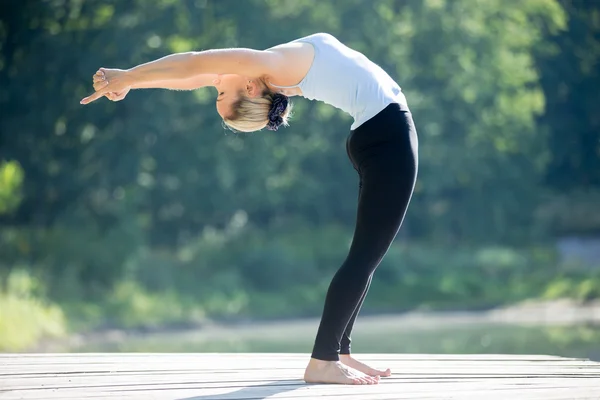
[[108, 92, 122, 102], [80, 88, 109, 104], [114, 89, 128, 98], [93, 80, 109, 91], [93, 74, 105, 83]]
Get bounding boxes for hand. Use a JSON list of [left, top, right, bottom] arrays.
[[80, 68, 132, 105], [104, 87, 131, 102]]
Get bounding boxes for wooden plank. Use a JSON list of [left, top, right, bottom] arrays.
[[3, 377, 600, 393], [2, 353, 594, 367], [2, 383, 600, 400], [3, 364, 598, 376], [1, 353, 599, 400], [2, 352, 579, 360]]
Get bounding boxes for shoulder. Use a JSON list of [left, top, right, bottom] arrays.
[[299, 32, 339, 43], [261, 38, 316, 83]]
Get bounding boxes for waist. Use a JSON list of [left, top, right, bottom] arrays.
[[353, 102, 411, 132], [351, 90, 409, 130]]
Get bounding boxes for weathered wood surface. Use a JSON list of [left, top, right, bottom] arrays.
[[1, 353, 599, 399]]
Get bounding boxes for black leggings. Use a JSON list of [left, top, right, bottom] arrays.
[[311, 103, 418, 361]]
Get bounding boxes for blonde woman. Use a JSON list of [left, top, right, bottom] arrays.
[[81, 33, 418, 385]]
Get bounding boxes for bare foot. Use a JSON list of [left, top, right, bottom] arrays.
[[304, 358, 380, 385], [340, 354, 392, 377]]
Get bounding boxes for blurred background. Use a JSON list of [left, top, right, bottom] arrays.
[[1, 0, 599, 359]]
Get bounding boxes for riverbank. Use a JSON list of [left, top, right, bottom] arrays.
[[4, 240, 599, 353], [29, 298, 600, 353]]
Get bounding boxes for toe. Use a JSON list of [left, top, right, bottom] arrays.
[[371, 367, 390, 377], [361, 375, 375, 384]]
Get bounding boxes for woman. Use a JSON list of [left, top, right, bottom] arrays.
[[81, 33, 418, 385]]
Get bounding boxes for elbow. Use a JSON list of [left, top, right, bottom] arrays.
[[188, 49, 262, 76], [181, 52, 205, 77], [188, 51, 227, 75]]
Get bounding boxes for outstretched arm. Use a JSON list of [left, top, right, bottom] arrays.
[[85, 70, 219, 103], [81, 48, 282, 104], [130, 74, 217, 90], [129, 49, 280, 81]]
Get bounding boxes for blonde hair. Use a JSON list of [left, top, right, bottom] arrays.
[[224, 91, 292, 133]]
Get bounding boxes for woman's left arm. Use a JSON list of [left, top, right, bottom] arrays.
[[131, 49, 281, 80], [81, 49, 282, 104]]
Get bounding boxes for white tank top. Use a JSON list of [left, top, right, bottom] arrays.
[[272, 33, 408, 130]]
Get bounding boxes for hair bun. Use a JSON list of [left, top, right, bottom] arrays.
[[266, 93, 288, 131]]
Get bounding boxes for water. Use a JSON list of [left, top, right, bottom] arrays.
[[62, 315, 600, 361]]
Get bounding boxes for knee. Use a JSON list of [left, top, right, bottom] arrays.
[[340, 253, 383, 278]]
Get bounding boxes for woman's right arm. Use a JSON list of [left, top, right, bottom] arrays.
[[130, 74, 217, 90]]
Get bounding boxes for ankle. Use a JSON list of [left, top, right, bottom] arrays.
[[309, 357, 339, 367], [310, 352, 340, 362]]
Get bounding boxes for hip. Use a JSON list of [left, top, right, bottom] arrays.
[[348, 103, 417, 153]]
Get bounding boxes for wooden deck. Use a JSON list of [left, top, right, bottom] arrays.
[[1, 353, 599, 399]]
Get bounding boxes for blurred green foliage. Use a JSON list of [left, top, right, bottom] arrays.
[[0, 162, 23, 215], [0, 270, 66, 351], [1, 0, 599, 350]]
